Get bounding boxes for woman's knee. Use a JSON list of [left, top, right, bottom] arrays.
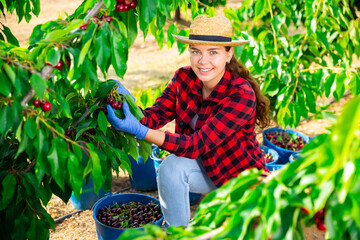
[[157, 154, 179, 179]]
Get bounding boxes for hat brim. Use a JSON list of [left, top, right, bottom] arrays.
[[172, 34, 250, 46]]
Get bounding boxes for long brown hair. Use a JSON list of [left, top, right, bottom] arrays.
[[225, 47, 270, 129]]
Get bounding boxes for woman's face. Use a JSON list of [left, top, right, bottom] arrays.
[[189, 45, 233, 86]]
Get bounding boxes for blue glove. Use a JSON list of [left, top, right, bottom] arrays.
[[115, 80, 135, 101], [107, 102, 148, 140]]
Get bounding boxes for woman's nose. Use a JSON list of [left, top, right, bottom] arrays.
[[198, 54, 208, 63]]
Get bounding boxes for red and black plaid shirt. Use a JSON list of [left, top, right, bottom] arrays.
[[140, 66, 265, 187]]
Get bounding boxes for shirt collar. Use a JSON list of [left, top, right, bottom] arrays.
[[191, 69, 231, 103]]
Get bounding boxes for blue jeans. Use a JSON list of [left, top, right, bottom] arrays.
[[156, 154, 217, 229]]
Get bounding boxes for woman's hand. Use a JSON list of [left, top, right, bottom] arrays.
[[115, 80, 135, 101], [107, 102, 148, 140]]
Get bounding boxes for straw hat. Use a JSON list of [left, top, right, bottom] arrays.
[[172, 15, 250, 46]]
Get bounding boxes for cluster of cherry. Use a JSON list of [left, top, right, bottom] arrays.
[[115, 0, 138, 12]]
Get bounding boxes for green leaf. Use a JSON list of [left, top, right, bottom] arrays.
[[95, 23, 111, 75], [302, 86, 316, 113], [103, 0, 116, 10], [27, 217, 50, 240], [264, 76, 279, 97], [110, 30, 128, 78], [88, 144, 102, 194], [1, 24, 20, 46], [316, 31, 330, 50], [45, 47, 61, 66], [35, 128, 51, 176], [349, 73, 360, 96], [67, 153, 84, 200], [124, 94, 143, 120], [335, 71, 346, 99], [0, 71, 12, 97], [78, 24, 97, 66], [29, 24, 45, 45], [138, 140, 152, 163], [275, 2, 292, 16], [254, 0, 266, 19], [166, 23, 177, 48], [24, 118, 37, 139], [97, 110, 108, 135], [30, 74, 47, 99], [0, 174, 16, 210], [47, 137, 67, 191], [0, 105, 11, 134], [11, 99, 22, 132], [23, 172, 51, 206], [324, 73, 336, 98], [11, 211, 29, 240], [2, 64, 16, 85], [94, 79, 117, 98], [138, 0, 156, 33], [56, 92, 72, 118], [118, 11, 138, 47]]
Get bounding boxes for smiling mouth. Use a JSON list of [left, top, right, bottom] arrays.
[[199, 68, 212, 73]]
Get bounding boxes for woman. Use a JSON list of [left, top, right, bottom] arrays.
[[107, 14, 270, 229]]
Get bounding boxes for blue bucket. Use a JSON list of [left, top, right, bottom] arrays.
[[260, 145, 279, 169], [289, 152, 302, 163], [92, 193, 164, 240], [151, 146, 202, 205], [128, 146, 157, 191], [70, 177, 111, 210], [262, 128, 309, 164]]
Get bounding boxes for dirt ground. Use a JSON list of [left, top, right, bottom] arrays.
[[1, 0, 356, 239]]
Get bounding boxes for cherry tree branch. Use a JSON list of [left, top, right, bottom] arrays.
[[70, 99, 102, 130]]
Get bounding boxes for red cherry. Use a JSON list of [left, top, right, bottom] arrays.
[[33, 99, 41, 108], [41, 101, 52, 112], [65, 57, 71, 69], [54, 60, 63, 70], [314, 208, 325, 223], [317, 221, 326, 231], [116, 0, 125, 3], [65, 130, 72, 136], [129, 1, 137, 9], [103, 109, 108, 115], [123, 5, 129, 11], [124, 0, 131, 6], [93, 16, 100, 23], [115, 3, 125, 12], [107, 96, 115, 104], [111, 101, 119, 109], [80, 23, 88, 30], [116, 101, 123, 110], [301, 207, 310, 214], [101, 15, 112, 23]]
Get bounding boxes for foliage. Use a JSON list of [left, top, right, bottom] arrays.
[[0, 0, 210, 239], [118, 95, 360, 240], [225, 0, 360, 127], [135, 82, 167, 109]]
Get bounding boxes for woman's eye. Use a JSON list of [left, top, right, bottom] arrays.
[[210, 51, 217, 55], [192, 51, 200, 54]]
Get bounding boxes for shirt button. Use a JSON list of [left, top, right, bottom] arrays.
[[194, 106, 198, 110], [180, 122, 184, 127]]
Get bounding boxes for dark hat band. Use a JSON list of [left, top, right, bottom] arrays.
[[189, 34, 232, 42]]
